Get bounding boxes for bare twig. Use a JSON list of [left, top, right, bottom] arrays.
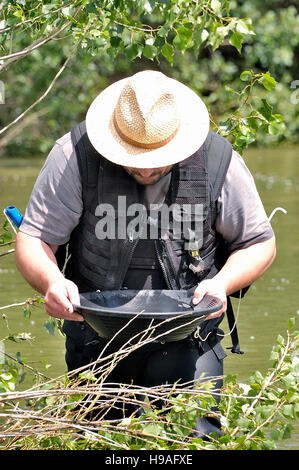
[[0, 248, 14, 257], [0, 40, 79, 137], [0, 109, 48, 153], [0, 296, 43, 311], [0, 240, 15, 247], [0, 301, 27, 310], [230, 331, 292, 439], [1, 351, 51, 380]]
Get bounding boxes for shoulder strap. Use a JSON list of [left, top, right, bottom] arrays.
[[70, 120, 100, 187], [206, 131, 232, 202]]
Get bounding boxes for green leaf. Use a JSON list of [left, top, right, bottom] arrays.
[[89, 29, 102, 38], [259, 72, 277, 91], [236, 18, 255, 35], [7, 333, 18, 343], [262, 440, 276, 450], [281, 404, 294, 419], [247, 116, 262, 130], [288, 317, 296, 329], [270, 350, 280, 361], [124, 43, 143, 60], [268, 121, 284, 135], [16, 351, 26, 364], [142, 44, 158, 60], [42, 359, 52, 370], [277, 334, 285, 345], [173, 26, 193, 51], [250, 370, 264, 385], [142, 423, 163, 436], [237, 417, 252, 431], [210, 25, 228, 50], [259, 404, 275, 419], [43, 318, 56, 336], [23, 306, 31, 319], [259, 99, 273, 121], [240, 70, 251, 81], [142, 0, 153, 13], [110, 36, 123, 48], [0, 228, 13, 244], [0, 372, 13, 381], [210, 0, 222, 15], [235, 131, 256, 148], [157, 21, 173, 38], [270, 429, 281, 441], [161, 42, 174, 63], [218, 120, 234, 135], [230, 32, 244, 53], [281, 373, 296, 388], [79, 370, 97, 381], [281, 423, 293, 440]]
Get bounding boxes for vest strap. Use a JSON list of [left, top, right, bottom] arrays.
[[206, 131, 232, 202], [226, 297, 244, 354]]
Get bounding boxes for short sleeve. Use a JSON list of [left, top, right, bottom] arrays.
[[215, 150, 274, 252], [20, 132, 83, 245]]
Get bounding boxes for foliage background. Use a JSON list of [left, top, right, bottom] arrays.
[[0, 0, 298, 159]]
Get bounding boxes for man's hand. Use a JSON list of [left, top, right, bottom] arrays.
[[191, 237, 276, 320], [192, 279, 227, 319], [44, 278, 83, 321], [15, 233, 83, 322]]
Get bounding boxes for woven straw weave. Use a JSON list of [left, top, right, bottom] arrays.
[[114, 71, 180, 148]]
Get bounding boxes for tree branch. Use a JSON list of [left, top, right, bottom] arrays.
[[0, 6, 82, 74], [0, 108, 48, 154], [0, 4, 73, 35], [0, 248, 14, 257], [0, 41, 79, 137], [0, 22, 72, 73]]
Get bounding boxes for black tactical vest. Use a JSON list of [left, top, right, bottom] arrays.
[[58, 122, 247, 353], [60, 123, 233, 295]]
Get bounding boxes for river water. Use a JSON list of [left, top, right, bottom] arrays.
[[0, 145, 298, 449]]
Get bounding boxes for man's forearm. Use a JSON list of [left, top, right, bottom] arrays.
[[15, 231, 64, 296], [193, 235, 276, 316], [213, 235, 276, 296], [15, 231, 82, 321]]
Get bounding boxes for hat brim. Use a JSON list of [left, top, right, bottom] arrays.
[[86, 74, 210, 169]]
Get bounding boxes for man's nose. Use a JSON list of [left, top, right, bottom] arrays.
[[138, 169, 154, 178]]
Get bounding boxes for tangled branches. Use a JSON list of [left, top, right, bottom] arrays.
[[0, 316, 298, 450]]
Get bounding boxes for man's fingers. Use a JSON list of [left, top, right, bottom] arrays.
[[192, 279, 227, 319], [192, 282, 208, 305], [47, 308, 84, 321], [65, 281, 80, 312], [44, 279, 83, 321], [206, 298, 227, 320]]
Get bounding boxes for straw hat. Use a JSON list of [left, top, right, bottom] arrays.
[[86, 70, 209, 169]]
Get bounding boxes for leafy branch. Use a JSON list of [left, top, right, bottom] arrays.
[[217, 70, 284, 153]]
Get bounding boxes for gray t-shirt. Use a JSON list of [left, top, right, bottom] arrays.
[[20, 132, 274, 251]]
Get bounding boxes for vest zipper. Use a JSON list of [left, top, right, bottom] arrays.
[[154, 239, 182, 290], [119, 231, 139, 287], [154, 240, 171, 289]]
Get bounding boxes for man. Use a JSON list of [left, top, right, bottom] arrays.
[[15, 70, 276, 435]]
